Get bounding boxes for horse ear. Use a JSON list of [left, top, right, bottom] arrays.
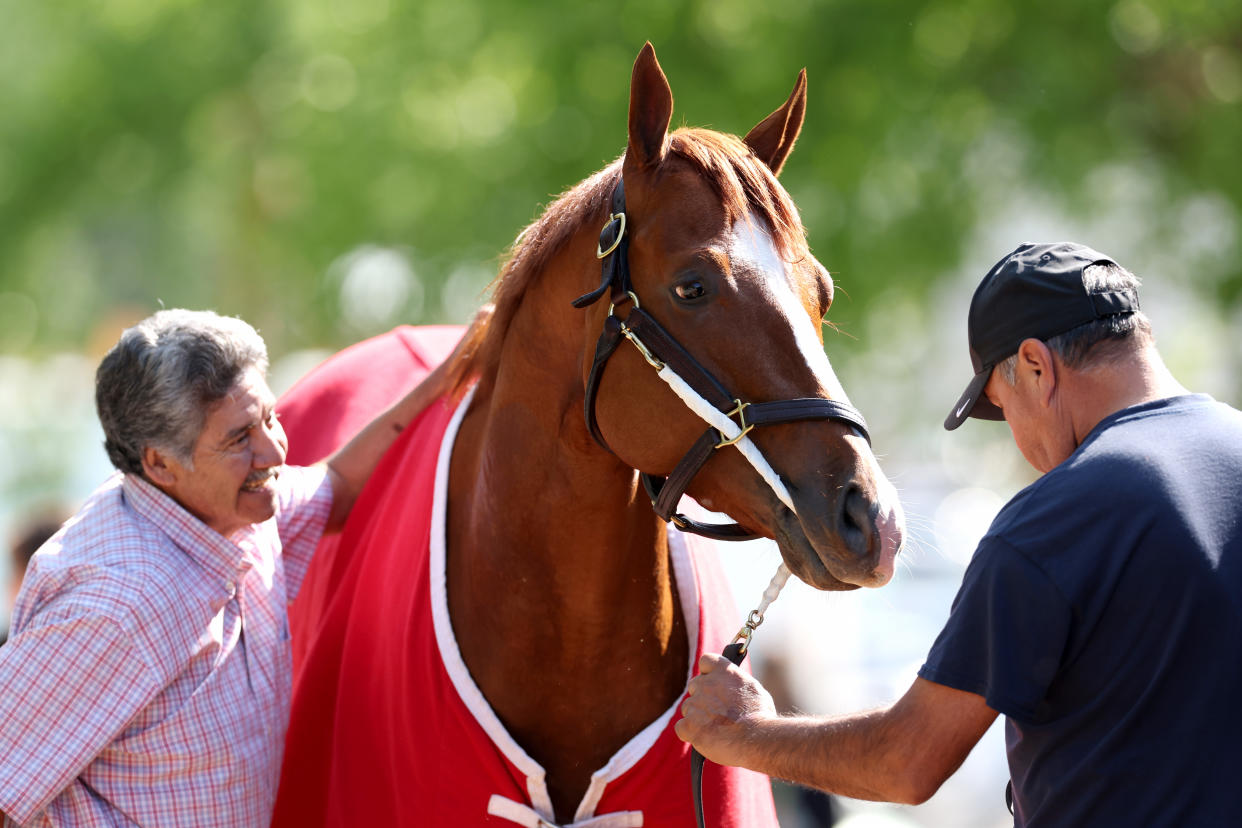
[[743, 69, 807, 177], [627, 42, 673, 169]]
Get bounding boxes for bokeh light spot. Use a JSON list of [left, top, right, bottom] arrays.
[[301, 54, 358, 112], [1109, 0, 1163, 55], [1202, 47, 1242, 104], [440, 262, 493, 322], [330, 0, 390, 33], [934, 487, 1006, 567], [456, 75, 517, 144], [914, 5, 975, 69], [332, 245, 423, 333]]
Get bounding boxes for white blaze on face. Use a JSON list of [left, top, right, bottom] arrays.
[[725, 217, 909, 585], [725, 215, 907, 584], [726, 215, 851, 402]]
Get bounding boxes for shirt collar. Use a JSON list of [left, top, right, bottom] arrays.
[[122, 472, 251, 583]]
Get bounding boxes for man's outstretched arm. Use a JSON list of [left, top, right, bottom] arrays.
[[675, 655, 998, 805], [321, 309, 490, 533]]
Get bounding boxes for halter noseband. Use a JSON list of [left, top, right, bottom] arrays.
[[572, 177, 872, 541]]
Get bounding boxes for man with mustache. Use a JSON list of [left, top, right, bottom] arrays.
[[677, 243, 1242, 826], [0, 309, 440, 827]]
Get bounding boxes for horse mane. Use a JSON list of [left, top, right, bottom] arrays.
[[432, 127, 811, 400]]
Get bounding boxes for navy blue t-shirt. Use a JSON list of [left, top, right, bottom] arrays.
[[920, 394, 1242, 826]]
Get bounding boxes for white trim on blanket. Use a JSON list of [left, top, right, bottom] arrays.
[[429, 387, 702, 824]]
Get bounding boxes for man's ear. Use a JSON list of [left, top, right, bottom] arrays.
[[1016, 339, 1058, 408], [141, 446, 178, 488]]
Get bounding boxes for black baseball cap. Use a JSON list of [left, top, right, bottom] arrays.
[[944, 242, 1140, 430]]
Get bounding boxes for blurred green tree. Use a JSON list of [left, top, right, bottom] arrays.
[[0, 0, 1238, 360]]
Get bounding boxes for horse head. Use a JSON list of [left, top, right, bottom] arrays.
[[586, 43, 905, 591]]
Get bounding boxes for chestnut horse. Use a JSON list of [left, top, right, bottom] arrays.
[[272, 43, 904, 827]]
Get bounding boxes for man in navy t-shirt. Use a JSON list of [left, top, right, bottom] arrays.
[[676, 242, 1242, 826]]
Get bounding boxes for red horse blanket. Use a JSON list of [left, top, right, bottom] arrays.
[[272, 326, 778, 827]]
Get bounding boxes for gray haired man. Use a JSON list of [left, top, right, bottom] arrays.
[[0, 309, 439, 827]]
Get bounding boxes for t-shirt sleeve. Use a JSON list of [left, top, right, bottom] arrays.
[[918, 538, 1071, 723], [274, 464, 334, 599], [0, 612, 161, 823]]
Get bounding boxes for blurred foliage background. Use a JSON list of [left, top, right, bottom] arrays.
[[2, 0, 1239, 360]]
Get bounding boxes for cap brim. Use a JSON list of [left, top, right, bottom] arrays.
[[943, 368, 1004, 430]]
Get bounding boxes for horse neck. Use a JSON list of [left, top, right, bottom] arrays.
[[443, 226, 692, 821], [446, 254, 684, 654]]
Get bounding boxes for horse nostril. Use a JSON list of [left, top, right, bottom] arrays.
[[838, 484, 873, 558]]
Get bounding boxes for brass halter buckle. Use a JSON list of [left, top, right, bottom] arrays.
[[620, 324, 665, 371], [714, 399, 754, 449], [596, 211, 627, 259], [608, 292, 667, 372], [606, 290, 639, 317]]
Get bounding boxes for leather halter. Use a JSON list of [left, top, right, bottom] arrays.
[[573, 177, 872, 541]]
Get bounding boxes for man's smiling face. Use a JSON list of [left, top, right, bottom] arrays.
[[156, 366, 288, 537]]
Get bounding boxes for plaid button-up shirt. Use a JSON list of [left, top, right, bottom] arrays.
[[0, 465, 332, 827]]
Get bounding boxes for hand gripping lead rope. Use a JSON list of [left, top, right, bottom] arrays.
[[691, 561, 791, 828]]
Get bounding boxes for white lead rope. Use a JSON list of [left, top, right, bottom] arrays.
[[648, 354, 793, 648], [654, 366, 795, 513]]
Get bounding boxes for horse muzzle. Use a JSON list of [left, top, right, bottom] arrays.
[[776, 453, 906, 591]]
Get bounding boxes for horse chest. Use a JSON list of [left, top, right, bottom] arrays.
[[449, 566, 688, 823], [450, 575, 690, 755]]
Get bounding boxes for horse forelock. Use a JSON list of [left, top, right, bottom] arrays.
[[666, 128, 809, 264], [442, 128, 810, 395]]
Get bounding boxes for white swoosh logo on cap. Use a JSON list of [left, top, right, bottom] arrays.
[[955, 401, 970, 419]]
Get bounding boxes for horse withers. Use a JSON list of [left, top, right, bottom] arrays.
[[273, 42, 904, 828]]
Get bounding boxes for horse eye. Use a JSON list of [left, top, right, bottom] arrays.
[[673, 280, 706, 301]]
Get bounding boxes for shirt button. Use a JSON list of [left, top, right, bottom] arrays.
[[225, 581, 237, 597]]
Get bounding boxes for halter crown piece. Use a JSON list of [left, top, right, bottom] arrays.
[[573, 177, 875, 828]]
